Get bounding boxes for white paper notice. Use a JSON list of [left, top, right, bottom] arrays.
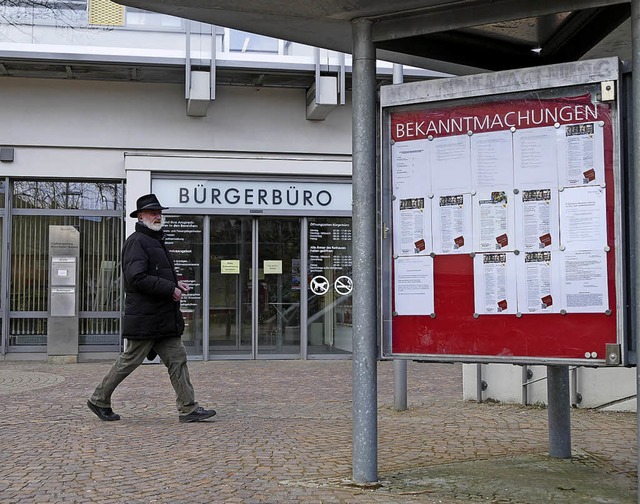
[[513, 126, 558, 188], [558, 122, 605, 187], [473, 252, 517, 315], [392, 139, 431, 197], [473, 190, 514, 252], [432, 193, 472, 255], [559, 249, 609, 313], [430, 135, 472, 193], [393, 197, 432, 256], [559, 186, 607, 250], [515, 188, 559, 251], [394, 255, 435, 316], [471, 130, 514, 189], [516, 251, 560, 314]]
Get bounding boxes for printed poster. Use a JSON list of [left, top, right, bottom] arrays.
[[394, 255, 435, 316], [393, 196, 432, 256], [558, 122, 605, 187], [513, 126, 559, 188], [432, 193, 472, 255], [559, 249, 609, 313], [514, 188, 559, 251], [559, 186, 607, 251], [473, 252, 517, 315], [430, 134, 472, 193], [470, 130, 514, 189], [472, 190, 515, 252], [391, 139, 431, 197], [516, 251, 561, 314]]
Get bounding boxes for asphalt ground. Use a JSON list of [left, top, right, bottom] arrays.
[[0, 359, 636, 503]]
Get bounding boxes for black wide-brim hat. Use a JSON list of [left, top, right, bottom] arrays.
[[130, 193, 168, 218]]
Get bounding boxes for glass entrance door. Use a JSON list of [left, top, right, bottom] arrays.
[[209, 216, 302, 358], [257, 218, 301, 356], [209, 217, 253, 356]]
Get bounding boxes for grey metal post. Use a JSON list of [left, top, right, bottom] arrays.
[[632, 1, 640, 499], [393, 360, 407, 410], [392, 63, 408, 412], [351, 18, 378, 484], [547, 365, 571, 458]]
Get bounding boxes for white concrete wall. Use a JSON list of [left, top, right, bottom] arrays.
[[463, 363, 637, 412], [0, 77, 352, 156], [0, 75, 353, 238]]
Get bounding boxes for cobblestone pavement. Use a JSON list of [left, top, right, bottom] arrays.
[[0, 359, 636, 503]]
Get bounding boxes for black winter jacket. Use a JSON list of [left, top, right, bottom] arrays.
[[121, 222, 185, 340]]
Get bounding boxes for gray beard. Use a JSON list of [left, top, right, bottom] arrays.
[[140, 218, 164, 232]]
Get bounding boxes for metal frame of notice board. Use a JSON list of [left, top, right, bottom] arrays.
[[380, 57, 627, 367]]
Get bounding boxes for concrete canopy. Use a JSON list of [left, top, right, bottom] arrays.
[[118, 0, 631, 73]]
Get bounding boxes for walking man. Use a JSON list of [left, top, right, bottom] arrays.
[[87, 193, 216, 423]]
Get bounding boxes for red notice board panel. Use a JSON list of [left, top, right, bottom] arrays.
[[383, 78, 623, 366]]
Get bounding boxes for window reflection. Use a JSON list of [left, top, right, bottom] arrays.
[[13, 180, 124, 210]]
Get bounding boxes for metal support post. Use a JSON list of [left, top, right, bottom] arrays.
[[631, 1, 640, 500], [392, 63, 408, 412], [351, 18, 378, 484], [393, 360, 408, 411], [547, 365, 571, 458]]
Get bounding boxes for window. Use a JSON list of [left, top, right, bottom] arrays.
[[125, 7, 182, 29], [0, 0, 88, 27], [13, 180, 123, 210], [229, 29, 278, 53], [9, 180, 124, 347]]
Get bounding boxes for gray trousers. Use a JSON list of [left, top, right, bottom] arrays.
[[90, 337, 199, 415]]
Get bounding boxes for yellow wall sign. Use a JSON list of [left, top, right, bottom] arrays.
[[263, 260, 283, 274], [221, 260, 240, 274]]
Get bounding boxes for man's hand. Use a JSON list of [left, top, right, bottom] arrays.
[[173, 281, 190, 301]]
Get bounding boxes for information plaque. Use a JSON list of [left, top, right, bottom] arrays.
[[380, 58, 624, 366]]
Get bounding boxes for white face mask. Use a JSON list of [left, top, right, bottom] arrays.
[[139, 212, 164, 231]]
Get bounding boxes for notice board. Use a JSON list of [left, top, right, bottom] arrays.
[[380, 58, 625, 366]]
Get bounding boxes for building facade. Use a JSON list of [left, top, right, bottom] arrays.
[[1, 1, 635, 413], [0, 0, 440, 362]]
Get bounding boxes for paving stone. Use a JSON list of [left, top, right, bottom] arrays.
[[0, 359, 636, 503]]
